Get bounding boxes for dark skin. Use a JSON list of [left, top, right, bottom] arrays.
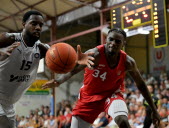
[[42, 31, 160, 128]]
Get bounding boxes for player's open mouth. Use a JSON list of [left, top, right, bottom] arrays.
[[34, 32, 40, 37]]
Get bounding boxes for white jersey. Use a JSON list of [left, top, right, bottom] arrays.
[[0, 33, 41, 105]]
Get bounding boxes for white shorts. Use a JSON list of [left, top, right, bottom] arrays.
[[108, 99, 128, 119]]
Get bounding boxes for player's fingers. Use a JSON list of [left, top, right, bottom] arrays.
[[88, 56, 95, 61], [4, 51, 11, 56], [87, 63, 92, 69], [87, 52, 94, 56], [13, 42, 20, 46], [10, 42, 20, 48], [42, 83, 49, 89], [88, 60, 94, 66], [42, 85, 47, 89], [77, 45, 82, 54], [12, 45, 19, 49], [12, 43, 20, 49], [42, 84, 52, 89], [7, 48, 15, 54]]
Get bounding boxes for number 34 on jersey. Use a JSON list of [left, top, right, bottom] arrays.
[[92, 69, 107, 81]]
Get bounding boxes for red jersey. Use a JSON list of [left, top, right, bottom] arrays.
[[80, 44, 126, 102]]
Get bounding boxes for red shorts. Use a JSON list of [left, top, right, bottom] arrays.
[[72, 93, 124, 124]]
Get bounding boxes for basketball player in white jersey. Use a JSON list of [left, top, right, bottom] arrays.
[[0, 10, 94, 128]]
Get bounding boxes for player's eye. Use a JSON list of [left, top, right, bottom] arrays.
[[109, 37, 114, 41], [39, 23, 43, 27], [115, 40, 121, 44], [31, 22, 37, 26]]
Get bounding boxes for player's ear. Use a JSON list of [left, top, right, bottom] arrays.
[[123, 41, 126, 47], [22, 22, 26, 27]]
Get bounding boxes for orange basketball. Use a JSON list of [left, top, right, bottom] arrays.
[[45, 43, 77, 74]]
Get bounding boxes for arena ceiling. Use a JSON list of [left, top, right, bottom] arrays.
[[0, 0, 99, 33]]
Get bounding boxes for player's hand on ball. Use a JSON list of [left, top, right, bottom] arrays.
[[77, 45, 95, 69], [42, 79, 60, 89]]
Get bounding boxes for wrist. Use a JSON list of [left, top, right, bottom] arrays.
[[55, 79, 61, 85]]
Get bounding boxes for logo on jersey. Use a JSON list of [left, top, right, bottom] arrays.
[[98, 64, 105, 69], [9, 75, 30, 82], [99, 64, 105, 67], [34, 53, 40, 58]]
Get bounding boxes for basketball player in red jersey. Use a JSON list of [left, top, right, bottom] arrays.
[[42, 28, 160, 128]]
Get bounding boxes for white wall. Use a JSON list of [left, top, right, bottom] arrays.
[[15, 95, 51, 116]]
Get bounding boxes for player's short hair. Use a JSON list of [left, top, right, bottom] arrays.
[[22, 10, 43, 23], [108, 28, 127, 39]]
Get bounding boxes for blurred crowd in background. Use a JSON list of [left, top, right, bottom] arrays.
[[16, 71, 169, 128]]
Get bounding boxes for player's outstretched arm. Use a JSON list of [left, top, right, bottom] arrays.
[[126, 55, 160, 128], [76, 45, 95, 69], [42, 63, 86, 89]]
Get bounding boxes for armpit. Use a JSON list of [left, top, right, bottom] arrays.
[[126, 55, 136, 71]]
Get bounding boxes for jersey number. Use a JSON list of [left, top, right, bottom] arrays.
[[92, 69, 107, 81], [20, 60, 32, 70]]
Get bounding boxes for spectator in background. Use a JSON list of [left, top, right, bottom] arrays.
[[91, 112, 109, 128], [15, 115, 21, 128], [164, 79, 169, 89], [43, 114, 50, 128], [161, 96, 169, 110], [166, 88, 169, 97], [146, 74, 155, 85], [159, 106, 169, 127], [126, 79, 137, 91], [63, 105, 72, 128], [134, 109, 145, 128], [159, 71, 167, 82], [38, 105, 45, 116], [57, 110, 66, 128], [154, 84, 160, 95], [47, 114, 58, 128], [18, 116, 27, 128], [135, 90, 144, 103], [27, 113, 36, 128], [128, 113, 136, 127], [128, 104, 137, 115], [43, 106, 51, 116]]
